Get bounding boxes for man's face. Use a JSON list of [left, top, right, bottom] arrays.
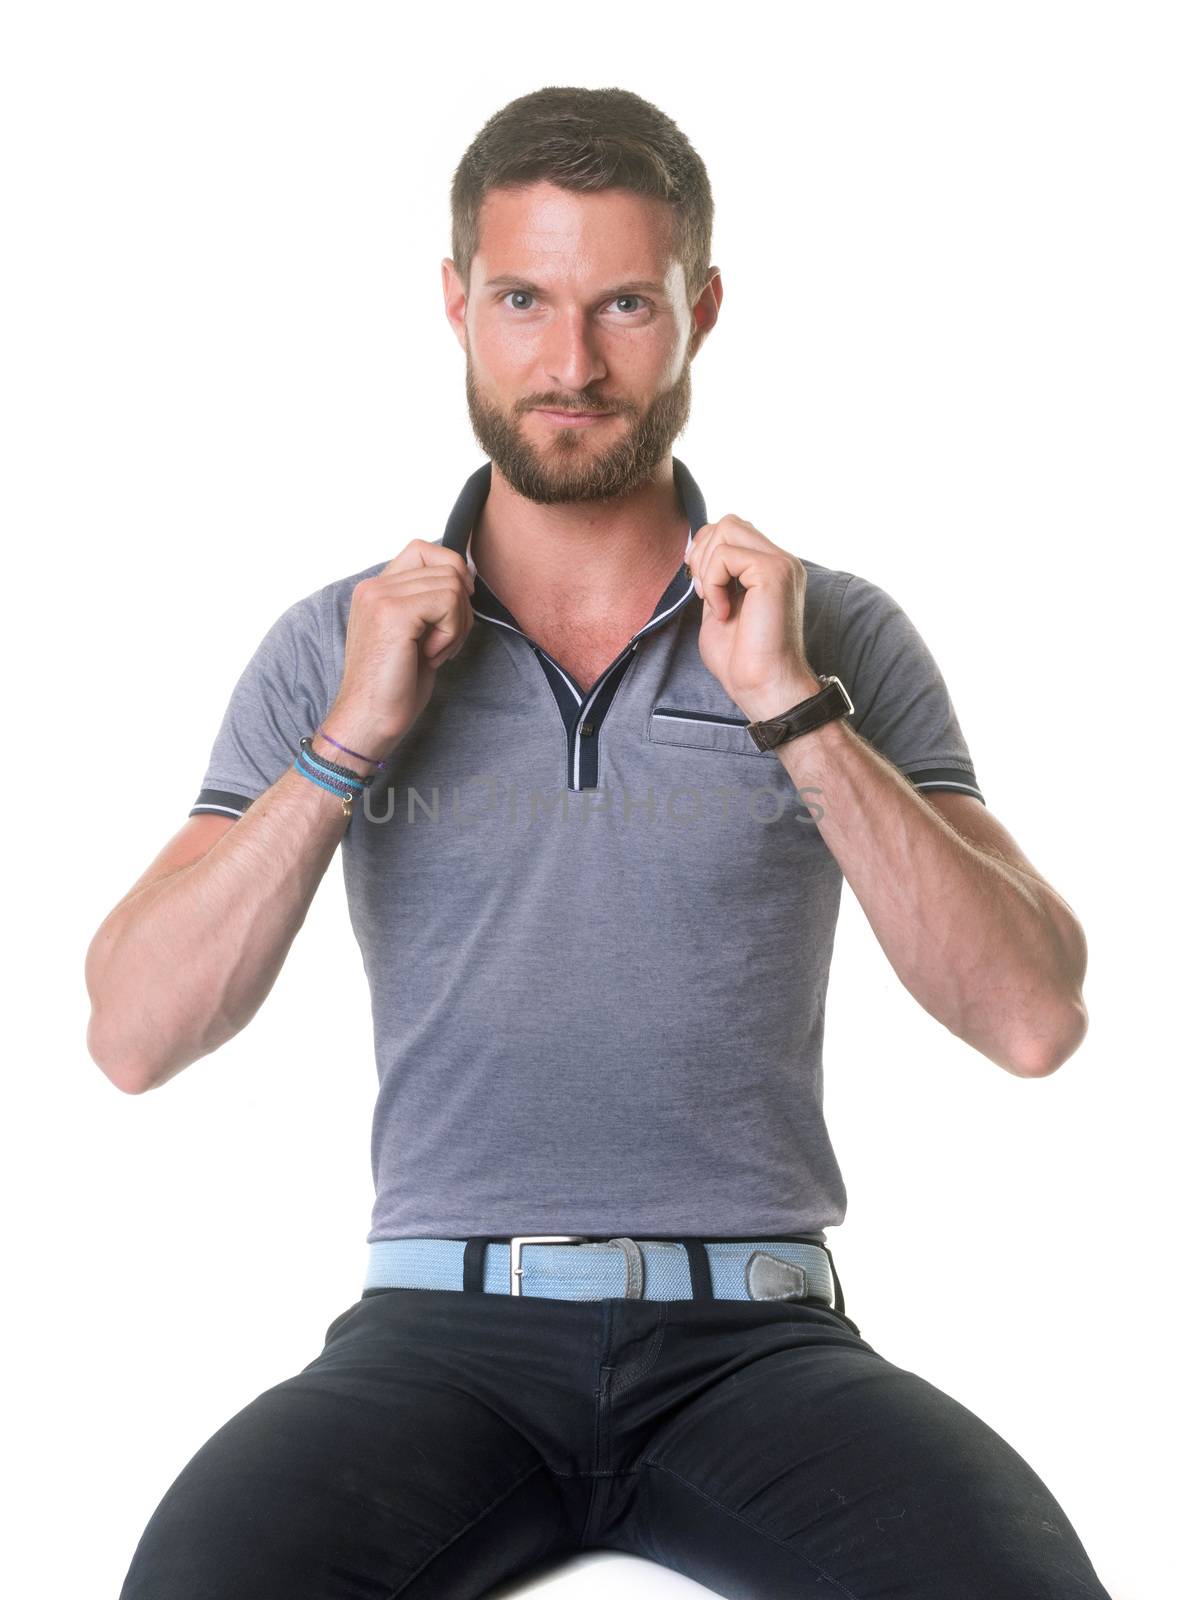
[[443, 181, 717, 505]]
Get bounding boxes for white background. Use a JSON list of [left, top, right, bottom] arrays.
[[3, 4, 1174, 1597]]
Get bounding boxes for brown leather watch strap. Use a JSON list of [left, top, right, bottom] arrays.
[[745, 674, 854, 752]]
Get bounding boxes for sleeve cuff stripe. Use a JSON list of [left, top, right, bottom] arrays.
[[904, 767, 985, 802], [189, 787, 254, 818]]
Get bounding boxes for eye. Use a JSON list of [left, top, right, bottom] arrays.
[[499, 291, 650, 315]]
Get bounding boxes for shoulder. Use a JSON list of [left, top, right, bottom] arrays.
[[791, 557, 860, 664], [809, 564, 920, 647], [797, 557, 856, 614], [276, 557, 392, 644], [798, 561, 941, 687], [319, 557, 391, 616]]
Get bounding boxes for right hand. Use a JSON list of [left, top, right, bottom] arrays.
[[323, 541, 477, 760]]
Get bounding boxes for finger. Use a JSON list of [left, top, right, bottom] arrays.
[[697, 539, 774, 621], [686, 521, 717, 595], [353, 572, 475, 630], [380, 539, 475, 588], [375, 569, 474, 598], [423, 621, 470, 667], [420, 596, 475, 664], [686, 516, 757, 600], [357, 569, 473, 657]]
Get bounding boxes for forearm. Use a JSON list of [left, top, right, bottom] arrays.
[[775, 714, 1083, 1075], [86, 757, 353, 1093]]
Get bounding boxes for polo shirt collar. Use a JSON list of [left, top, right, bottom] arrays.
[[439, 455, 708, 633]]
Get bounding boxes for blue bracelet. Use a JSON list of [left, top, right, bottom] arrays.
[[294, 751, 361, 818]]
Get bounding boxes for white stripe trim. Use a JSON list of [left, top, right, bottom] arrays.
[[540, 656, 583, 706], [571, 636, 650, 789], [651, 710, 743, 727], [472, 607, 527, 639], [912, 778, 982, 794], [476, 577, 693, 791], [635, 579, 695, 637], [572, 670, 618, 789], [474, 608, 586, 706], [190, 802, 247, 817]]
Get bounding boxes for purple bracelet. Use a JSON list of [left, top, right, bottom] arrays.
[[315, 725, 386, 769]]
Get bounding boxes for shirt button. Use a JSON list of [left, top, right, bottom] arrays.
[[580, 721, 595, 736]]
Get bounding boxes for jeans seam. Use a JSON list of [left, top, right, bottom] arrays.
[[642, 1458, 861, 1600], [579, 1302, 616, 1547], [610, 1305, 668, 1396], [384, 1461, 547, 1600]]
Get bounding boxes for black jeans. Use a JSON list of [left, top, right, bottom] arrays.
[[119, 1285, 1112, 1598]]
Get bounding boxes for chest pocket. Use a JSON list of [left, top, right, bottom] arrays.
[[646, 703, 780, 759]]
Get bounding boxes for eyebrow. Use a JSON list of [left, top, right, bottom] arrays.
[[483, 275, 666, 298]]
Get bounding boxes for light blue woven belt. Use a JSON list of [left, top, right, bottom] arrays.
[[363, 1236, 837, 1304]]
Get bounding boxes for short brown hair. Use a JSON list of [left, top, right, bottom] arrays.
[[450, 86, 714, 304]]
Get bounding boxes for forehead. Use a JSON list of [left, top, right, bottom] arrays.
[[472, 181, 681, 291]]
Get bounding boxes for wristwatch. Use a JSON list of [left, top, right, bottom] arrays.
[[745, 674, 855, 752]]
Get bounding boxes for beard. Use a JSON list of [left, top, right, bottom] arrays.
[[463, 352, 693, 506]]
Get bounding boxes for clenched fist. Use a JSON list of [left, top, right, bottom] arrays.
[[321, 541, 477, 763]]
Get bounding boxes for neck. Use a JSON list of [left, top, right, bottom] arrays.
[[472, 457, 689, 625]]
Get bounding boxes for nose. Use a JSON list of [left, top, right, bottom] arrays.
[[542, 306, 608, 395]]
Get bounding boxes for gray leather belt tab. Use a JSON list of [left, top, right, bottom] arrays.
[[363, 1235, 840, 1307]]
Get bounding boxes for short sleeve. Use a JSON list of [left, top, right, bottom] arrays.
[[832, 572, 985, 805], [189, 588, 333, 820]]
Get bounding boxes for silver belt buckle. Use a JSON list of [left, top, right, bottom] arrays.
[[509, 1234, 589, 1295]]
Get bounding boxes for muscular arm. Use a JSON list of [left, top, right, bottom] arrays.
[[85, 741, 359, 1094], [774, 714, 1087, 1078]]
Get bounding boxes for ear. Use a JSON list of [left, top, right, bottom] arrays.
[[441, 258, 469, 352], [688, 266, 723, 359]]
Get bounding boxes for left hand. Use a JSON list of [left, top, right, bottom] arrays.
[[685, 515, 822, 723]]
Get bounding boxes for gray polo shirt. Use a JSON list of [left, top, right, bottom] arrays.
[[191, 456, 983, 1245]]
